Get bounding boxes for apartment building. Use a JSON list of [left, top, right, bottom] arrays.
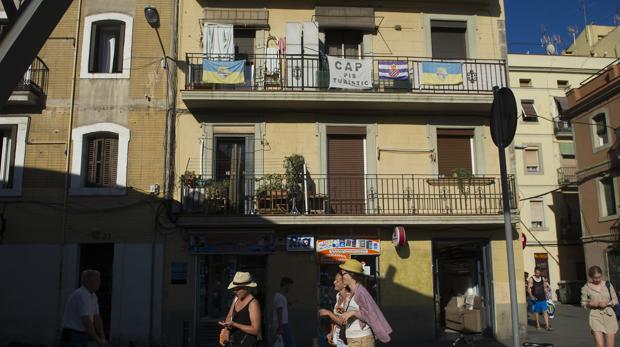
[[565, 60, 620, 292], [168, 1, 526, 345], [564, 24, 620, 58], [0, 0, 175, 345], [507, 54, 615, 301]]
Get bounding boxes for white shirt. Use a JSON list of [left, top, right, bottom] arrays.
[[344, 296, 373, 339], [62, 286, 100, 332], [273, 292, 289, 326]]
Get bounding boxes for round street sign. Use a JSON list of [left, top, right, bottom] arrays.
[[490, 87, 518, 148]]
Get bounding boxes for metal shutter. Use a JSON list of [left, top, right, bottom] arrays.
[[327, 135, 365, 214], [436, 132, 473, 176], [431, 21, 467, 59]]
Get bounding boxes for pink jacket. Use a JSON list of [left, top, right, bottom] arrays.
[[353, 283, 393, 343]]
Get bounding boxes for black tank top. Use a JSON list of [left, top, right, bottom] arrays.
[[230, 297, 258, 347], [531, 277, 546, 301]]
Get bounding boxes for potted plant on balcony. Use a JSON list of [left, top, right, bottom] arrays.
[[255, 173, 287, 213], [284, 154, 306, 213]]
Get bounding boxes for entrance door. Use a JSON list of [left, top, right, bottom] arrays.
[[79, 243, 114, 338], [214, 136, 254, 214], [327, 131, 365, 214], [196, 255, 267, 347], [432, 239, 492, 337]]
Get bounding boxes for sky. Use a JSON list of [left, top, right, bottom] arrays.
[[505, 0, 620, 54]]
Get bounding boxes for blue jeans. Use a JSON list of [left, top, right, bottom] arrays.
[[61, 329, 90, 347], [281, 323, 295, 347]]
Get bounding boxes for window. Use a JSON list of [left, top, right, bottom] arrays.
[[81, 13, 133, 79], [70, 123, 130, 195], [0, 126, 17, 188], [530, 201, 545, 228], [325, 30, 363, 58], [592, 113, 610, 148], [430, 20, 467, 59], [85, 134, 118, 187], [521, 100, 538, 122], [436, 129, 475, 176], [519, 79, 532, 87], [557, 80, 569, 89], [599, 177, 617, 217], [524, 147, 541, 173]]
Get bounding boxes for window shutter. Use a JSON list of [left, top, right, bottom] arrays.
[[436, 133, 473, 176], [102, 138, 118, 187], [524, 149, 539, 168], [530, 201, 544, 223], [87, 138, 102, 186], [521, 100, 538, 118], [88, 22, 99, 73], [115, 22, 125, 73], [86, 135, 118, 187]]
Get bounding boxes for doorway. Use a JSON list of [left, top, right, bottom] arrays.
[[79, 243, 114, 337], [432, 239, 493, 337], [213, 136, 254, 214]]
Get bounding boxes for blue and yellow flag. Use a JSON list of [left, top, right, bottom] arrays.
[[202, 60, 245, 84], [420, 62, 463, 85]]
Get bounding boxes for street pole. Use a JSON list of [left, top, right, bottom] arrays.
[[494, 86, 521, 347]]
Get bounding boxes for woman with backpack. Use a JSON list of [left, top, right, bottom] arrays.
[[581, 265, 619, 347]]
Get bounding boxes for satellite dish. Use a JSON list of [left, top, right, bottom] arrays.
[[545, 43, 556, 55]]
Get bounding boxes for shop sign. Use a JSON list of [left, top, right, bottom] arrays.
[[392, 226, 406, 247], [189, 234, 275, 254], [287, 235, 315, 252], [316, 239, 381, 255], [319, 253, 350, 264]]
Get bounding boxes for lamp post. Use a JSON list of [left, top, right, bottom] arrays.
[[144, 6, 168, 68]]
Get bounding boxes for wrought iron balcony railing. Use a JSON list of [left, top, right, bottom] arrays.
[[554, 120, 573, 136], [14, 56, 49, 100], [558, 167, 578, 185], [185, 53, 507, 95], [180, 173, 516, 217]]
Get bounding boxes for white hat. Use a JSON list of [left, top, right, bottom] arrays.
[[227, 272, 258, 290]]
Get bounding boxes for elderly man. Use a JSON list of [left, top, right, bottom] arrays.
[[61, 269, 108, 347]]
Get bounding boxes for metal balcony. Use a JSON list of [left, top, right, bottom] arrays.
[[558, 167, 578, 185], [5, 56, 49, 111]]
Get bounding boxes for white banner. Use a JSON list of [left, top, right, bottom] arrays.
[[327, 56, 373, 90]]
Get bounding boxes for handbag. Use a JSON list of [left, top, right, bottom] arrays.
[[605, 281, 620, 321], [219, 328, 231, 346]]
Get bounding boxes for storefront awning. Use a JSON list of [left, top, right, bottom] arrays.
[[203, 8, 269, 28], [315, 6, 376, 31], [559, 142, 575, 156]]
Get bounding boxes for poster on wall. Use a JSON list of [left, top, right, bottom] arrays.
[[189, 233, 275, 254], [327, 56, 373, 90], [534, 253, 550, 279], [316, 239, 381, 256], [287, 235, 315, 251]]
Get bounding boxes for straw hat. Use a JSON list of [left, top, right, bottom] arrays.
[[339, 259, 365, 275], [227, 272, 258, 290]]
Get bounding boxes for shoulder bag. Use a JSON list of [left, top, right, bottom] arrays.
[[605, 281, 620, 321]]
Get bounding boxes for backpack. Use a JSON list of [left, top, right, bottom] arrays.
[[605, 281, 620, 321]]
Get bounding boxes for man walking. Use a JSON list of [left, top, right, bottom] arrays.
[[61, 269, 108, 346], [273, 277, 295, 347], [528, 266, 552, 331]]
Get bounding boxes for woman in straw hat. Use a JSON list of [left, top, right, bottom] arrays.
[[336, 259, 392, 347], [219, 272, 262, 347]]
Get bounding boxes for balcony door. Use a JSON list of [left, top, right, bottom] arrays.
[[436, 129, 475, 176], [327, 127, 366, 214], [214, 136, 254, 213]]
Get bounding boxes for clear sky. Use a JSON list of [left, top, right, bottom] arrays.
[[506, 0, 620, 54]]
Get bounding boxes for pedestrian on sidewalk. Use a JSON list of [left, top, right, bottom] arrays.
[[272, 277, 295, 347], [581, 265, 618, 347], [61, 269, 108, 347], [336, 259, 392, 347], [528, 266, 552, 331], [220, 272, 262, 347], [319, 272, 351, 347]]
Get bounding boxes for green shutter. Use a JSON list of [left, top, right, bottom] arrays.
[[559, 142, 575, 156]]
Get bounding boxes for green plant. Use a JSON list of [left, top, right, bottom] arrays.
[[255, 173, 286, 196], [284, 154, 305, 191], [180, 170, 197, 187], [451, 168, 473, 195]]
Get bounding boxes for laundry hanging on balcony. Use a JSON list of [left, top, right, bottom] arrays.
[[327, 55, 373, 89], [421, 61, 463, 85], [203, 23, 234, 60], [378, 60, 409, 80], [202, 60, 245, 84]]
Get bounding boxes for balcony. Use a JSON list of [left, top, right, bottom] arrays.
[[554, 120, 573, 138], [5, 56, 49, 111], [558, 167, 578, 186], [182, 54, 507, 113], [178, 174, 516, 225]]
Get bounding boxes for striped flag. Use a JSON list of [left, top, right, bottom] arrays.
[[378, 60, 409, 80]]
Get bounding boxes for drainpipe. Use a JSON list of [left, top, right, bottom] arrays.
[[57, 0, 83, 331]]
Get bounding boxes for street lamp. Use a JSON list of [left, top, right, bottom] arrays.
[[144, 5, 167, 68]]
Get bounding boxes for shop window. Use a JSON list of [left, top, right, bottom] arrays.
[[592, 113, 610, 148], [521, 100, 538, 122], [519, 78, 532, 87], [530, 200, 545, 229], [85, 134, 119, 188], [524, 147, 541, 173], [436, 129, 475, 176], [325, 30, 363, 58], [430, 20, 467, 59], [598, 177, 617, 217], [81, 13, 133, 79]]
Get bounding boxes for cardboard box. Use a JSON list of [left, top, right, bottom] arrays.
[[444, 295, 483, 333]]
